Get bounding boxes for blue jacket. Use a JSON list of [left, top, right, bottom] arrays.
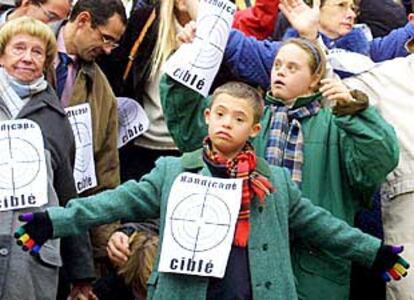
[[224, 22, 414, 90], [284, 23, 414, 60]]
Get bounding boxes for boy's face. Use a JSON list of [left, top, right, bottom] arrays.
[[204, 94, 261, 160]]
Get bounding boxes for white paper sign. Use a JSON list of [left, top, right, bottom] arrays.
[[164, 0, 236, 96], [116, 97, 149, 148], [65, 103, 97, 193], [158, 172, 242, 278], [0, 119, 47, 211]]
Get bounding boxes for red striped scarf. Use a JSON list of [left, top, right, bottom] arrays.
[[203, 139, 274, 247]]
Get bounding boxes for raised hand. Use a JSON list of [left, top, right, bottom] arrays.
[[176, 20, 197, 46], [279, 0, 320, 40], [14, 211, 53, 255]]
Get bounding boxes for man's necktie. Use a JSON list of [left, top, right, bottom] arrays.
[[55, 52, 72, 99]]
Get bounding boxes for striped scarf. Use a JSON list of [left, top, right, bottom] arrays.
[[265, 99, 321, 185], [203, 138, 274, 247]]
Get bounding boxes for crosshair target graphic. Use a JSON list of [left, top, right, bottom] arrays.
[[118, 100, 139, 127], [72, 121, 93, 172], [170, 192, 232, 253], [0, 137, 42, 190], [191, 14, 231, 70]]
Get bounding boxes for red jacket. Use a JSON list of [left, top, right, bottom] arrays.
[[232, 0, 279, 40]]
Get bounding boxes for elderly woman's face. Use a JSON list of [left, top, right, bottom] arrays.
[[0, 34, 46, 82], [319, 0, 358, 39]]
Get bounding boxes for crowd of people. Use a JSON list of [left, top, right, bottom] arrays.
[[0, 0, 413, 299]]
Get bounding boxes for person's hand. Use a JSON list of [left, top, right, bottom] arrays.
[[320, 78, 369, 115], [320, 78, 353, 103], [14, 211, 53, 255], [408, 13, 414, 25], [279, 0, 320, 40], [176, 20, 197, 46], [67, 282, 98, 300], [372, 245, 410, 282], [106, 231, 132, 267]]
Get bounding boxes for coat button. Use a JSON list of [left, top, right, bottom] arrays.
[[265, 281, 272, 289], [0, 248, 9, 256], [262, 244, 268, 251], [258, 206, 263, 213]]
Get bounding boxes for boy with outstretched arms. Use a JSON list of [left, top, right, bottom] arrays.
[[15, 82, 407, 300]]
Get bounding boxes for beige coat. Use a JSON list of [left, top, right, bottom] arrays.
[[48, 60, 121, 260]]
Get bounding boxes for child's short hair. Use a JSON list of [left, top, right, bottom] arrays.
[[211, 81, 264, 123]]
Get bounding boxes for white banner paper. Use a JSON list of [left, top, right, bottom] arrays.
[[164, 0, 236, 96], [65, 103, 97, 193], [158, 172, 242, 278], [116, 97, 149, 148], [0, 119, 47, 211]]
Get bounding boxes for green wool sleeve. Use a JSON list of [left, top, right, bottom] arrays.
[[160, 74, 210, 152]]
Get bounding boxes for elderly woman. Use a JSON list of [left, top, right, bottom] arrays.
[[0, 16, 94, 300], [282, 0, 414, 72]]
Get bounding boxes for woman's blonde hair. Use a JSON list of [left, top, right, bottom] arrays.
[[282, 38, 327, 91], [150, 0, 179, 78], [0, 16, 57, 70]]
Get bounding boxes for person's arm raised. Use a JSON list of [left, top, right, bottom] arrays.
[[278, 0, 319, 41]]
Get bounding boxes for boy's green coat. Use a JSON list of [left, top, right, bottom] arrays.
[[49, 150, 381, 300], [159, 75, 399, 299]]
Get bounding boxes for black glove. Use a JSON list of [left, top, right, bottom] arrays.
[[14, 211, 53, 255], [372, 245, 410, 282]]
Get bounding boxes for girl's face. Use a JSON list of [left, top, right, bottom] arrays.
[[270, 43, 320, 104], [319, 0, 357, 39]]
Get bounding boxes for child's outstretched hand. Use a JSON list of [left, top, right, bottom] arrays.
[[14, 211, 53, 255], [372, 245, 410, 282]]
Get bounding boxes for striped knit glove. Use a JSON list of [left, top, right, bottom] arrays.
[[14, 212, 53, 255], [372, 245, 410, 282]]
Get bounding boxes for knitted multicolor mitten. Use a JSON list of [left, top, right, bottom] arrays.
[[14, 212, 53, 255]]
